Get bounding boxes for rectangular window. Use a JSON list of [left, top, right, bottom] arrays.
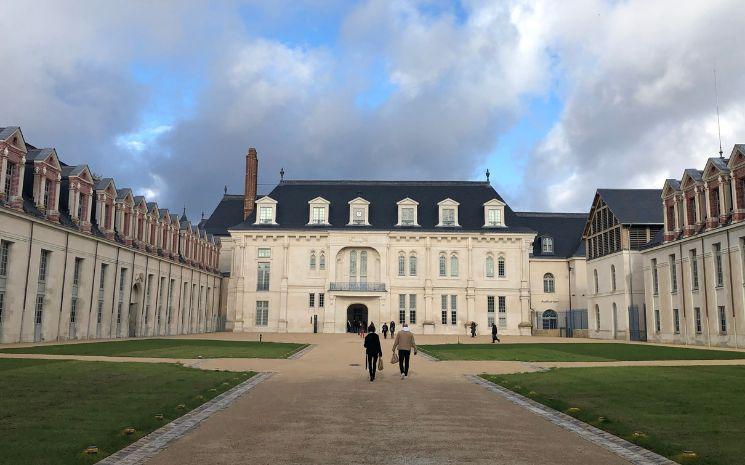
[[117, 268, 127, 325], [401, 207, 415, 225], [34, 294, 44, 325], [409, 255, 417, 276], [0, 291, 4, 325], [157, 276, 165, 325], [38, 250, 50, 284], [409, 294, 416, 324], [258, 207, 273, 223], [439, 256, 446, 277], [714, 243, 724, 287], [255, 301, 268, 326], [694, 307, 702, 334], [318, 293, 325, 308], [651, 258, 659, 295], [450, 295, 457, 325], [0, 240, 10, 278], [498, 258, 505, 278], [399, 294, 406, 324], [350, 251, 357, 278], [719, 306, 727, 334], [441, 295, 447, 324], [498, 296, 507, 327], [690, 249, 699, 291], [309, 293, 315, 308], [669, 254, 677, 293], [360, 252, 367, 280], [398, 255, 405, 276], [257, 262, 270, 291], [442, 208, 455, 225], [3, 163, 13, 197], [487, 208, 501, 226], [312, 206, 325, 224], [257, 247, 271, 258], [97, 265, 108, 324], [487, 296, 495, 327], [673, 308, 680, 334], [654, 308, 660, 333]]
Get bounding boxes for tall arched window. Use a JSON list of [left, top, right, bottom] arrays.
[[497, 256, 505, 278], [610, 265, 616, 291], [594, 269, 599, 294], [309, 251, 316, 270], [543, 273, 555, 293], [595, 304, 600, 331], [349, 250, 357, 278], [398, 253, 406, 276], [542, 309, 558, 329], [409, 254, 417, 276], [319, 252, 326, 270], [450, 255, 459, 277], [439, 254, 446, 277], [485, 255, 494, 278], [360, 251, 368, 282]]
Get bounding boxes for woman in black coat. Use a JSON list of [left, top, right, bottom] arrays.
[[363, 323, 383, 382]]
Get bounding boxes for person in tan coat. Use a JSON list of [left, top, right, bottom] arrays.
[[392, 323, 416, 379]]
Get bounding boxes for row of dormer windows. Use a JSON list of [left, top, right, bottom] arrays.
[[254, 196, 507, 228]]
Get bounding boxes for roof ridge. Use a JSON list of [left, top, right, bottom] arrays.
[[279, 180, 491, 186], [514, 211, 587, 218]]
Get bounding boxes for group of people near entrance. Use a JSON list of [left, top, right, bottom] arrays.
[[362, 321, 501, 382], [363, 321, 414, 382]]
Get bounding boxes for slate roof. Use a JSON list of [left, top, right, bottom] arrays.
[[513, 212, 587, 259], [230, 180, 534, 233], [26, 147, 55, 161], [94, 177, 114, 190], [203, 194, 244, 236], [596, 189, 663, 225], [116, 188, 132, 200], [0, 126, 19, 140], [684, 169, 703, 182], [61, 165, 89, 177], [665, 179, 681, 191], [709, 157, 730, 172]]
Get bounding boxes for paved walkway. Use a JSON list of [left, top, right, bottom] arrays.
[[5, 333, 744, 464]]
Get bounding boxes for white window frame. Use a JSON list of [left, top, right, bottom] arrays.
[[347, 197, 370, 226], [483, 199, 506, 228], [307, 197, 330, 225], [256, 300, 268, 326], [437, 198, 460, 227], [542, 237, 554, 254], [396, 198, 419, 227], [254, 196, 278, 225]]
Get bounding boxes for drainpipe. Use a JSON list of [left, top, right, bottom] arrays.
[[19, 222, 35, 342], [725, 232, 738, 348], [567, 260, 573, 338], [701, 236, 711, 347], [678, 241, 688, 345], [626, 251, 635, 341], [55, 231, 71, 340]]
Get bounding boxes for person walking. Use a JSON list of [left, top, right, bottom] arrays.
[[389, 321, 396, 338], [491, 322, 500, 343], [363, 323, 382, 382], [392, 323, 416, 379], [381, 323, 389, 339], [470, 321, 477, 338]]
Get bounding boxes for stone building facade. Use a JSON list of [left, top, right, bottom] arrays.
[[0, 126, 222, 343], [205, 150, 587, 335], [643, 147, 745, 348]]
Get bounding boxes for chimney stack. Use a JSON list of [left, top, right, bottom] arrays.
[[244, 147, 258, 220]]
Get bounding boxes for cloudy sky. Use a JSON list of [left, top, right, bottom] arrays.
[[2, 0, 745, 220]]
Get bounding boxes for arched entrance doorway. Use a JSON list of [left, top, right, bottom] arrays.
[[128, 282, 141, 337], [346, 304, 368, 333]]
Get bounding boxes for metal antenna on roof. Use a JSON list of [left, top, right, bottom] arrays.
[[485, 169, 490, 183], [201, 211, 205, 221], [280, 167, 285, 182], [714, 67, 724, 158], [224, 185, 227, 195]]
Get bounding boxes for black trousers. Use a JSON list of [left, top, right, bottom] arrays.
[[382, 331, 388, 339], [398, 349, 411, 375], [367, 354, 379, 379]]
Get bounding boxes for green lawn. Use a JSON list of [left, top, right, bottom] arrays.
[[0, 359, 254, 465], [0, 339, 306, 359], [483, 366, 745, 465], [419, 343, 745, 361]]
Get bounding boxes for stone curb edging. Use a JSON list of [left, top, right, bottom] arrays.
[[467, 375, 677, 465], [99, 372, 274, 465], [417, 350, 439, 362], [287, 344, 315, 360]]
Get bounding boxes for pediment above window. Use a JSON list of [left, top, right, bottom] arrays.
[[483, 198, 506, 228], [348, 197, 370, 226]]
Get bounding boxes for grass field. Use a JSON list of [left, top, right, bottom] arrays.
[[0, 339, 306, 359], [484, 366, 745, 465], [419, 342, 745, 362], [0, 358, 254, 465]]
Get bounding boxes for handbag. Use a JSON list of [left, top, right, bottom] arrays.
[[378, 357, 384, 371], [390, 352, 399, 364]]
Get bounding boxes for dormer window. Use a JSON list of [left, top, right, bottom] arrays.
[[254, 196, 278, 225], [308, 197, 330, 225], [348, 197, 370, 226], [542, 237, 554, 254], [437, 199, 460, 227], [483, 199, 506, 227], [397, 198, 419, 226]]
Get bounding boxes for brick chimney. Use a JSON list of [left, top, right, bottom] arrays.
[[244, 147, 258, 220]]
